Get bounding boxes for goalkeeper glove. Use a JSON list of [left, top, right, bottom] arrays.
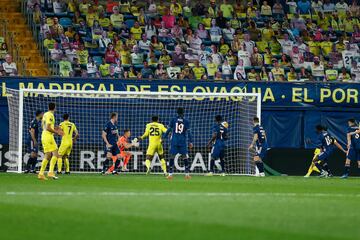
[[131, 138, 139, 147]]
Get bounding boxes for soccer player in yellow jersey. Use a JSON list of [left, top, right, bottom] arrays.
[[57, 113, 79, 174], [38, 103, 64, 180], [136, 116, 167, 175]]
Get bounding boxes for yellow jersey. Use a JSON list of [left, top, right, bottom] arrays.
[[42, 111, 55, 138], [141, 122, 167, 145], [59, 121, 77, 145], [130, 27, 142, 40], [193, 67, 206, 79]]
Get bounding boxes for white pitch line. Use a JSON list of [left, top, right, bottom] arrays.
[[3, 192, 360, 198]]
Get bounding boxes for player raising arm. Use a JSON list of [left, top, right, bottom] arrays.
[[206, 115, 228, 176], [248, 117, 267, 177], [25, 110, 43, 174], [57, 113, 79, 174], [340, 119, 360, 179], [108, 129, 139, 172], [136, 115, 167, 175], [164, 107, 193, 180], [38, 103, 64, 180], [102, 112, 121, 175], [313, 125, 346, 178]]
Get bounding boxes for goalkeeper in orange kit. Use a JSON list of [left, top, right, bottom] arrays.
[[108, 129, 139, 172]]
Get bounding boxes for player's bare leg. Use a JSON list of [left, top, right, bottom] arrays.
[[38, 152, 52, 180], [254, 156, 265, 177], [145, 155, 152, 174]]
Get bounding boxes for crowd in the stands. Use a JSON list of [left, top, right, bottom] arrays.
[[0, 38, 18, 76], [25, 0, 360, 81]]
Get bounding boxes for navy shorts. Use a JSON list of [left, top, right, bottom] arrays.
[[347, 148, 360, 161], [317, 151, 331, 162], [104, 144, 120, 156], [211, 145, 226, 159], [255, 145, 267, 160], [170, 144, 188, 155], [27, 141, 38, 153]]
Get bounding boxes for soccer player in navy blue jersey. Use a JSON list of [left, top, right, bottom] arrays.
[[313, 125, 346, 177], [206, 115, 228, 176], [341, 119, 360, 178], [249, 117, 267, 177], [24, 110, 43, 173], [164, 107, 193, 179], [101, 112, 121, 175]]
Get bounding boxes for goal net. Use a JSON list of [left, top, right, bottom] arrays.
[[6, 88, 261, 175]]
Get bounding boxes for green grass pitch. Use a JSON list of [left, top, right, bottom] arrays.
[[0, 174, 359, 240]]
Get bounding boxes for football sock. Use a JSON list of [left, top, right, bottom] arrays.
[[145, 159, 151, 170], [31, 157, 37, 171], [306, 162, 314, 175], [123, 156, 130, 167], [255, 161, 264, 173], [322, 163, 331, 174], [48, 156, 58, 173], [102, 158, 110, 173], [184, 158, 190, 173], [57, 158, 63, 173], [160, 159, 167, 173], [65, 157, 70, 172], [314, 162, 323, 172], [26, 157, 34, 171], [169, 158, 174, 174], [219, 158, 225, 173], [344, 165, 350, 175], [209, 159, 215, 172], [114, 159, 121, 171], [39, 158, 49, 175]]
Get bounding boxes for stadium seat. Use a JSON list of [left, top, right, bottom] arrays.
[[125, 19, 135, 29], [59, 17, 73, 28]]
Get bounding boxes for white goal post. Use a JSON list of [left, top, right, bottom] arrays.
[[6, 88, 261, 175]]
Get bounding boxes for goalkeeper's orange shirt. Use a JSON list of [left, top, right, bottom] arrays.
[[117, 136, 127, 152]]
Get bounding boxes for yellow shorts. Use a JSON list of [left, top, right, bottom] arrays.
[[58, 142, 72, 156], [146, 142, 164, 156], [42, 135, 58, 153]]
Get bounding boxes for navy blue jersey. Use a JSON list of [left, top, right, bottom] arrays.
[[103, 121, 119, 145], [316, 131, 335, 153], [347, 126, 360, 149], [213, 122, 228, 145], [27, 118, 41, 142], [253, 124, 267, 147], [167, 116, 193, 145]]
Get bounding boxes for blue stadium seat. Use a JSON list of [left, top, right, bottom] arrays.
[[59, 17, 73, 28], [93, 56, 103, 65], [125, 19, 135, 29]]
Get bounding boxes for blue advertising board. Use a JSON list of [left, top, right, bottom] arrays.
[[1, 77, 360, 149]]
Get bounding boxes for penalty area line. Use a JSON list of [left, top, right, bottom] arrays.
[[3, 192, 360, 198]]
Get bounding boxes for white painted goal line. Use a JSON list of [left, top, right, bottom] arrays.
[[3, 192, 360, 198]]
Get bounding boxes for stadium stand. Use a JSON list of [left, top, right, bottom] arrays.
[[1, 0, 360, 80], [0, 0, 49, 76]]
